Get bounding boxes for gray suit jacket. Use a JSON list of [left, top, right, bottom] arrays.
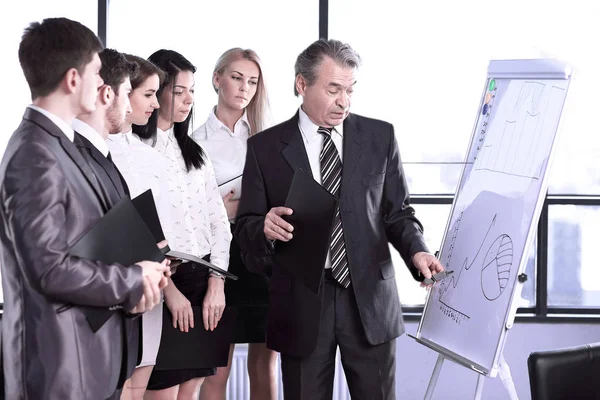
[[236, 112, 429, 357], [0, 108, 144, 399]]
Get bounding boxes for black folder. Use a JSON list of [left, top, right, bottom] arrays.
[[274, 168, 337, 294], [131, 188, 167, 244], [69, 197, 166, 332], [154, 305, 237, 370], [131, 189, 238, 281]]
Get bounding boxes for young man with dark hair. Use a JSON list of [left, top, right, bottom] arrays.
[[0, 18, 169, 400]]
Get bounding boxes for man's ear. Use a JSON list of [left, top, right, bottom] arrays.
[[295, 74, 307, 96], [63, 68, 79, 95], [99, 85, 113, 106]]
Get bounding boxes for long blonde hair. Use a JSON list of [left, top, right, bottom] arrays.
[[213, 48, 270, 135]]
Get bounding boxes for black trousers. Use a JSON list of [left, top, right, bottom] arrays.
[[281, 271, 396, 400]]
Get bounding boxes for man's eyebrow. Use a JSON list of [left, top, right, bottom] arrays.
[[327, 81, 357, 88]]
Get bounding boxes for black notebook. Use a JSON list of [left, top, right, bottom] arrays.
[[69, 197, 166, 332], [154, 305, 237, 370], [131, 189, 238, 281], [274, 168, 338, 293]]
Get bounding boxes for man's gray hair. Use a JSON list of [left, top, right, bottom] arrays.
[[294, 39, 361, 96]]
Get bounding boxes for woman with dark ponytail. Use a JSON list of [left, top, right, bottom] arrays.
[[138, 50, 232, 400]]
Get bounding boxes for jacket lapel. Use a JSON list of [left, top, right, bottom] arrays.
[[281, 112, 312, 176], [76, 133, 125, 199], [23, 108, 111, 212], [341, 113, 364, 185]]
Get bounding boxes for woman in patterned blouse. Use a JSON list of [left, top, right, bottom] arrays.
[[135, 49, 232, 400]]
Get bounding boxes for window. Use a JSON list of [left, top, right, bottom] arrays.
[[329, 0, 600, 195], [0, 1, 98, 303], [107, 0, 318, 127], [330, 0, 599, 312], [548, 205, 600, 308]]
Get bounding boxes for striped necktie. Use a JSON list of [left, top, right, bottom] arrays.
[[318, 126, 351, 288]]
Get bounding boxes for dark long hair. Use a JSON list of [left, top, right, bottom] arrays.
[[126, 54, 165, 136], [134, 49, 205, 171]]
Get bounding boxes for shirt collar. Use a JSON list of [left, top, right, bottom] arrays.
[[206, 106, 250, 137], [72, 118, 109, 157], [28, 105, 75, 142], [107, 129, 132, 145], [298, 106, 343, 144]]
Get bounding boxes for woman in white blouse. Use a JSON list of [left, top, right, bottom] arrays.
[[135, 50, 232, 400], [106, 54, 169, 400], [192, 48, 277, 400]]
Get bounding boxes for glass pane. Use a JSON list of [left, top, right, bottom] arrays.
[[393, 204, 451, 306], [403, 163, 463, 195], [0, 1, 98, 304], [107, 0, 318, 127], [548, 205, 600, 307], [330, 0, 600, 194]]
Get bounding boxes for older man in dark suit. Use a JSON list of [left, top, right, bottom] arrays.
[[235, 39, 444, 400], [0, 18, 168, 400]]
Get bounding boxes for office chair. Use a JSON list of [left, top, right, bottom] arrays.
[[528, 342, 600, 400]]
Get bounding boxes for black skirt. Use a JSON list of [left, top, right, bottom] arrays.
[[226, 224, 269, 343], [146, 258, 217, 390]]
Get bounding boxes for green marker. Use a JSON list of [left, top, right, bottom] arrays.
[[489, 79, 496, 91]]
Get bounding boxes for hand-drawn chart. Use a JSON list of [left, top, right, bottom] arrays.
[[417, 59, 571, 376], [481, 234, 513, 301], [474, 81, 566, 180], [437, 212, 513, 324]]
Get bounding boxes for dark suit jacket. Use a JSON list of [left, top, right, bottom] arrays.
[[0, 108, 144, 399], [235, 112, 429, 357], [75, 132, 141, 386], [76, 133, 128, 202]]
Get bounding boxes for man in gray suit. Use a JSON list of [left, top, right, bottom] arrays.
[[235, 39, 444, 399], [0, 18, 169, 399]]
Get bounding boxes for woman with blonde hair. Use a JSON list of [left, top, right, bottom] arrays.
[[193, 48, 277, 400]]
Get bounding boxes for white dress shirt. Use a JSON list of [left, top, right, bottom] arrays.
[[107, 130, 174, 242], [192, 108, 250, 191], [145, 128, 231, 271], [298, 106, 344, 269], [72, 119, 109, 156], [28, 105, 75, 141]]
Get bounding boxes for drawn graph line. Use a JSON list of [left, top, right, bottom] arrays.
[[491, 121, 515, 170], [437, 214, 498, 324], [526, 85, 567, 176], [439, 300, 470, 325], [506, 111, 540, 173], [443, 211, 463, 269], [480, 234, 513, 301], [472, 169, 540, 180], [514, 81, 545, 114]]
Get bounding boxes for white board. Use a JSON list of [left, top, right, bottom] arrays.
[[416, 59, 571, 376]]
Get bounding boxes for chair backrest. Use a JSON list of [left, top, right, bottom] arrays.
[[528, 342, 600, 400]]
